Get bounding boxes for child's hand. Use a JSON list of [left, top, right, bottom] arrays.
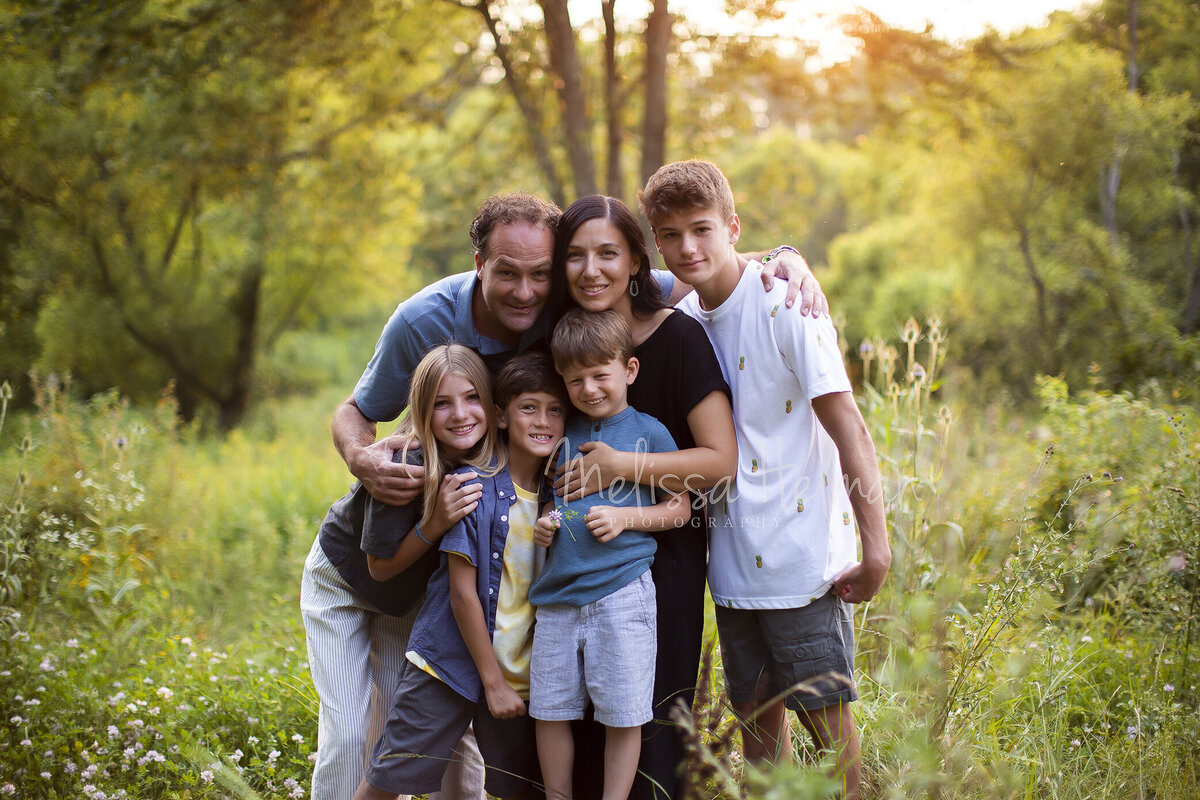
[[585, 506, 629, 543], [424, 472, 482, 539], [483, 681, 527, 720], [534, 512, 560, 547]]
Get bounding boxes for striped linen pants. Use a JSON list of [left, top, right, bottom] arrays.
[[300, 538, 485, 800]]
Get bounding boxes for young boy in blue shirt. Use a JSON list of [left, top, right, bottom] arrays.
[[639, 160, 890, 800], [355, 353, 569, 800], [529, 308, 691, 800]]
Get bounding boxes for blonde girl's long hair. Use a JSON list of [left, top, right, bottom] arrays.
[[398, 344, 505, 528]]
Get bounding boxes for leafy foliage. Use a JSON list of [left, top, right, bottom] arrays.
[[674, 326, 1199, 799], [0, 0, 477, 427]]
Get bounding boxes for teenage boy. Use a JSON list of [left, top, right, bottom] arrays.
[[530, 308, 691, 800], [354, 353, 569, 800], [639, 160, 890, 800]]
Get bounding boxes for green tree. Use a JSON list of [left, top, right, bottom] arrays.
[[823, 12, 1198, 395], [1079, 0, 1200, 332], [0, 0, 478, 428]]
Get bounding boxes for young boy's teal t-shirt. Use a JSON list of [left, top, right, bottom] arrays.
[[529, 405, 676, 607]]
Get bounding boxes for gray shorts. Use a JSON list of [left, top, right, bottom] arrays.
[[365, 660, 540, 798], [529, 570, 657, 727], [715, 592, 858, 713]]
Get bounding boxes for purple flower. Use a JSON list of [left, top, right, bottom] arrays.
[[548, 510, 563, 525]]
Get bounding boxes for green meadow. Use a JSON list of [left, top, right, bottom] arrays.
[[2, 319, 1196, 799]]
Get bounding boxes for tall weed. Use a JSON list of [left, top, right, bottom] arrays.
[[677, 320, 1199, 799]]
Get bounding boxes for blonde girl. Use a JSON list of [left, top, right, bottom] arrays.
[[301, 344, 501, 800], [367, 344, 505, 578]]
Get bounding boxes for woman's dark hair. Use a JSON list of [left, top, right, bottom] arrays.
[[550, 195, 667, 324]]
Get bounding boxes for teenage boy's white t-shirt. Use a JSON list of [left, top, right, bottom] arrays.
[[678, 261, 858, 609]]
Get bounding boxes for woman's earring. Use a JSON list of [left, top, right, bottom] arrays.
[[629, 278, 639, 297]]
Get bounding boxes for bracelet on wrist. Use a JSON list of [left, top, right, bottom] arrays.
[[763, 244, 800, 263], [414, 526, 434, 545]]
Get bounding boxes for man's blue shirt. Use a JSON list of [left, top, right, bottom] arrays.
[[353, 271, 543, 422], [529, 405, 677, 607]]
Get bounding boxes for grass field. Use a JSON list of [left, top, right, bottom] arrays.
[[1, 322, 1197, 799]]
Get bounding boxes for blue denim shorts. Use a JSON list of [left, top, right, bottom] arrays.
[[530, 570, 656, 727], [715, 592, 858, 712]]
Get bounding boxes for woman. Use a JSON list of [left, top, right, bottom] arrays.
[[548, 195, 739, 800]]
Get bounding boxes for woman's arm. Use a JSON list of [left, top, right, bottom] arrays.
[[554, 390, 737, 499], [583, 493, 692, 543], [448, 556, 526, 719], [365, 471, 482, 581]]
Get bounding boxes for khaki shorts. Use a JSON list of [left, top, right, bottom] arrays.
[[715, 592, 858, 712]]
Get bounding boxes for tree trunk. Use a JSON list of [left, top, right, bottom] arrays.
[[1017, 220, 1052, 369], [1175, 148, 1200, 333], [539, 0, 596, 198], [1100, 160, 1121, 244], [1128, 0, 1139, 93], [640, 0, 669, 185], [602, 0, 623, 199], [220, 261, 261, 431], [1099, 0, 1139, 247], [474, 0, 567, 207]]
